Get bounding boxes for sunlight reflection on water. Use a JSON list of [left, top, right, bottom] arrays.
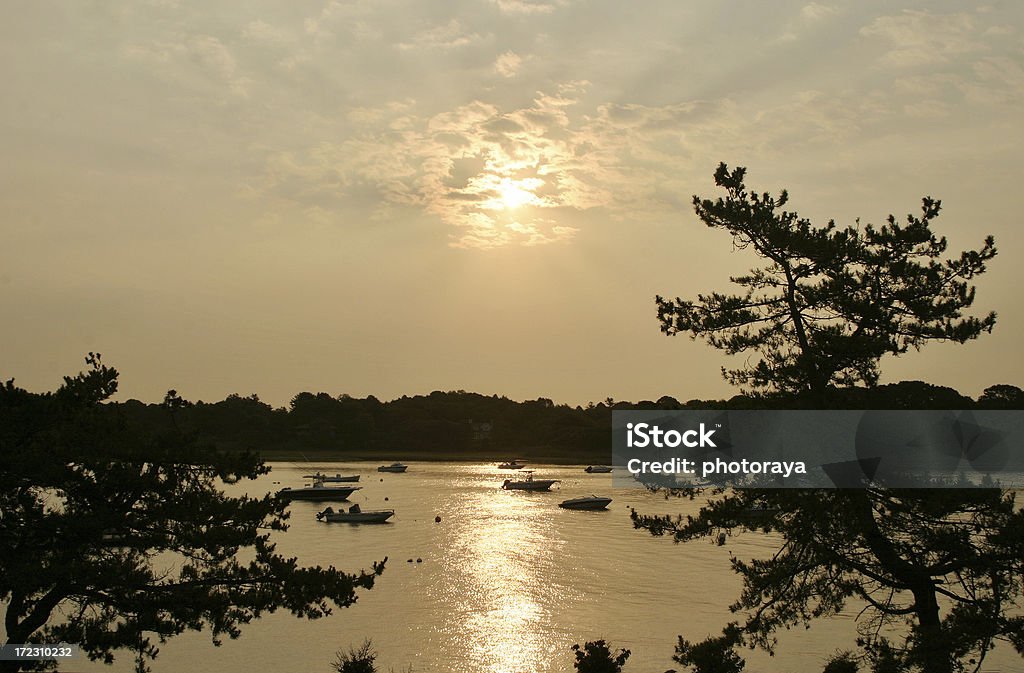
[[62, 462, 1021, 673], [446, 489, 560, 673]]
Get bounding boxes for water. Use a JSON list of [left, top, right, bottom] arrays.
[[67, 462, 1018, 673]]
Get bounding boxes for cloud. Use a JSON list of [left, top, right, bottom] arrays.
[[187, 35, 236, 79], [891, 54, 1023, 107], [397, 19, 486, 51], [255, 85, 610, 248], [252, 76, 920, 248], [801, 2, 837, 22], [490, 0, 562, 15], [774, 2, 840, 44], [242, 19, 290, 46], [962, 56, 1024, 104], [120, 33, 251, 98], [494, 50, 523, 78], [246, 0, 1023, 253], [902, 100, 951, 119], [860, 10, 985, 67]]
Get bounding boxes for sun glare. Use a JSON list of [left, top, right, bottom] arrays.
[[494, 177, 541, 210], [497, 179, 533, 209]]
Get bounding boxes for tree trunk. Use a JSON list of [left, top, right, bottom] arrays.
[[911, 581, 953, 673], [850, 492, 953, 673], [2, 587, 66, 673]]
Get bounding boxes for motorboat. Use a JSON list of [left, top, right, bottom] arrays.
[[377, 462, 408, 473], [501, 471, 560, 491], [498, 460, 526, 469], [584, 465, 612, 473], [304, 472, 360, 483], [317, 505, 394, 523], [278, 476, 361, 502], [559, 495, 613, 510]]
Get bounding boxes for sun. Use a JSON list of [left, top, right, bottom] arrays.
[[496, 177, 536, 210]]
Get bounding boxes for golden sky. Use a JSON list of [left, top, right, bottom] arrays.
[[2, 1, 1022, 405]]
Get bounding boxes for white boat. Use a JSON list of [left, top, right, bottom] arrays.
[[584, 465, 613, 473], [498, 460, 526, 469], [501, 471, 560, 491], [317, 505, 394, 523], [304, 472, 360, 483], [377, 462, 408, 473], [559, 495, 613, 510], [278, 476, 362, 502]]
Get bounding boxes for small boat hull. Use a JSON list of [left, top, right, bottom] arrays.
[[278, 486, 361, 501], [305, 474, 361, 482], [559, 496, 613, 510], [502, 479, 559, 491], [318, 509, 394, 523], [584, 466, 613, 473], [378, 463, 408, 473]]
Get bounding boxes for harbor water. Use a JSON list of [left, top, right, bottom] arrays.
[[68, 461, 1018, 673]]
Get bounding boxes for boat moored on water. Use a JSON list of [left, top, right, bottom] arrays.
[[501, 471, 560, 491], [317, 505, 394, 523], [304, 472, 360, 482], [584, 465, 612, 473], [278, 476, 361, 502], [559, 495, 613, 510], [498, 460, 526, 469], [377, 462, 408, 473]]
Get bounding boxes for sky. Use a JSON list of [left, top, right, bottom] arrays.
[[2, 1, 1022, 408]]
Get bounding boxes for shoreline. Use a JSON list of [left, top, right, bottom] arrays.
[[257, 449, 609, 465]]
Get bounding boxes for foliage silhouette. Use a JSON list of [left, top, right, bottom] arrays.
[[0, 355, 385, 673], [633, 402, 1024, 673], [655, 163, 997, 395], [332, 639, 377, 673], [638, 165, 1021, 673], [822, 651, 859, 673], [672, 623, 744, 673], [571, 639, 631, 673]]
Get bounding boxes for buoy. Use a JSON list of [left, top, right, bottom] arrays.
[[384, 497, 389, 501], [434, 515, 441, 523], [380, 478, 384, 482], [407, 558, 413, 563], [416, 558, 422, 563]]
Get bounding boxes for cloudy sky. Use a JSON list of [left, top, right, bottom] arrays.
[[2, 1, 1022, 406]]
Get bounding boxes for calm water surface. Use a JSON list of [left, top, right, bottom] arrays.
[[72, 462, 1018, 673]]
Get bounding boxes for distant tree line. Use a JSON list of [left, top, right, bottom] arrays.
[[110, 381, 1024, 461]]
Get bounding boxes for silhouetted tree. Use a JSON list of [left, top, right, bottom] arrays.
[[0, 355, 385, 672], [655, 163, 997, 395], [571, 640, 631, 673], [634, 469, 1024, 673], [977, 384, 1024, 409], [822, 652, 859, 673], [332, 640, 377, 673], [672, 623, 744, 673], [640, 165, 1021, 673]]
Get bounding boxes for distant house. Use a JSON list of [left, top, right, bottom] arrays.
[[468, 419, 493, 444]]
